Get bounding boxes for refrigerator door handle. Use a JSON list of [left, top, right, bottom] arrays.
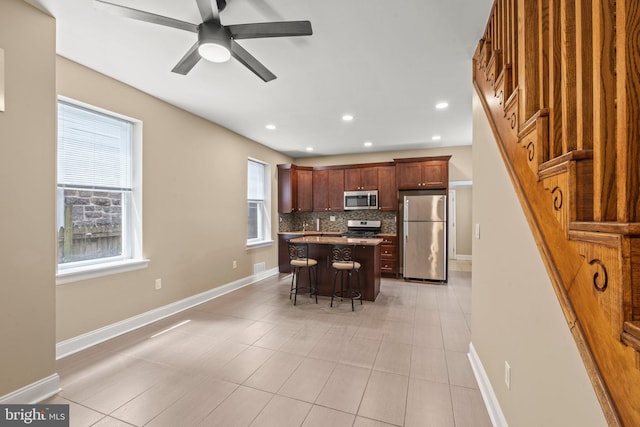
[[404, 199, 409, 242], [404, 199, 409, 219]]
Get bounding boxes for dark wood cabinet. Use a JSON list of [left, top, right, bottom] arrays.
[[379, 235, 398, 277], [277, 164, 313, 213], [395, 156, 450, 190], [297, 169, 313, 212], [281, 157, 448, 214], [377, 166, 397, 211], [313, 169, 344, 212], [344, 167, 378, 191]]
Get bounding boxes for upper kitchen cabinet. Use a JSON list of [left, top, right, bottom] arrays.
[[296, 168, 313, 212], [377, 165, 397, 211], [313, 168, 344, 212], [277, 164, 313, 213], [344, 166, 378, 191], [394, 156, 451, 190]]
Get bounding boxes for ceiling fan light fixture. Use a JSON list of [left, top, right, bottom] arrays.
[[198, 22, 231, 63], [198, 43, 231, 63]]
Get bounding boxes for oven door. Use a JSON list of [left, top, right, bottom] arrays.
[[344, 191, 378, 210]]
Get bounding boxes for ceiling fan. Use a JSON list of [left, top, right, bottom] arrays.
[[94, 0, 313, 82]]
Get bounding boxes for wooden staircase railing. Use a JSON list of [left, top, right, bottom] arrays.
[[474, 0, 640, 425]]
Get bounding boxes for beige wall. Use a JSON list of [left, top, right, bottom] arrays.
[[56, 58, 291, 341], [295, 145, 472, 182], [453, 187, 472, 256], [0, 0, 57, 396], [471, 91, 607, 425]]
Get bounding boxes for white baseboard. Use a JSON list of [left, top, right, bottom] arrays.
[[455, 254, 473, 261], [468, 342, 508, 427], [0, 374, 60, 404], [56, 268, 279, 359]]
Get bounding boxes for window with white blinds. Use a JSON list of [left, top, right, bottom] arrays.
[[56, 99, 142, 273], [58, 100, 132, 191], [247, 159, 271, 246]]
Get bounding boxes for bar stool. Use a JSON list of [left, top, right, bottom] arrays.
[[330, 244, 362, 311], [288, 241, 318, 305]]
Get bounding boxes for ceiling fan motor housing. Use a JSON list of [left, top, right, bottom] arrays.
[[198, 22, 231, 61]]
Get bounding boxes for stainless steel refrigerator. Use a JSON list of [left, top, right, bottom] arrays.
[[402, 194, 447, 282]]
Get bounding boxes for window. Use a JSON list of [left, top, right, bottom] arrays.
[[247, 159, 272, 247], [56, 99, 145, 282]]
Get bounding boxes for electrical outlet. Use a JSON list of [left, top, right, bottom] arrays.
[[330, 216, 336, 222], [233, 260, 237, 269], [505, 361, 511, 389], [155, 278, 162, 290]]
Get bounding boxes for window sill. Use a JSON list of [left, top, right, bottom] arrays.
[[246, 239, 274, 250], [56, 258, 150, 285]]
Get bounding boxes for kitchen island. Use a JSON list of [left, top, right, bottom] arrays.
[[288, 235, 382, 302]]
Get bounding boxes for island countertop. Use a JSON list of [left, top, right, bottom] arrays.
[[289, 236, 383, 246]]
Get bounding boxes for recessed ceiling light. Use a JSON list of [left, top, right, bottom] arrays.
[[364, 141, 373, 147], [432, 135, 442, 141], [435, 102, 449, 110], [305, 147, 314, 152], [265, 124, 276, 130], [342, 114, 354, 122]]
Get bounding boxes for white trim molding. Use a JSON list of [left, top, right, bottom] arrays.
[[0, 374, 60, 404], [56, 267, 279, 359], [449, 180, 473, 188], [56, 258, 149, 285], [468, 342, 509, 427], [456, 254, 473, 261]]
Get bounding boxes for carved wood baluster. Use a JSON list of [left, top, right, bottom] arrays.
[[593, 0, 618, 222]]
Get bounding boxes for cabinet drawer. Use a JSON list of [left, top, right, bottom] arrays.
[[379, 236, 397, 245], [381, 246, 397, 258], [381, 262, 397, 273]]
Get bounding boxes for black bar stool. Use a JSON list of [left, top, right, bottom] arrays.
[[330, 244, 362, 311], [288, 241, 318, 305]]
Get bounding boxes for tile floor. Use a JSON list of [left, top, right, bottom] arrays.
[[45, 265, 491, 426]]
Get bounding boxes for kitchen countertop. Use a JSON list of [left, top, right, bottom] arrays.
[[278, 231, 342, 235], [290, 235, 383, 246]]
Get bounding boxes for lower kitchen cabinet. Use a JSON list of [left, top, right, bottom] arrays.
[[379, 235, 398, 277]]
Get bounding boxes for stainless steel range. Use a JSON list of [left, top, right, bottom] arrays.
[[341, 220, 381, 238]]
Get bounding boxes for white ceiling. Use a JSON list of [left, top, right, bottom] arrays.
[[25, 0, 492, 158]]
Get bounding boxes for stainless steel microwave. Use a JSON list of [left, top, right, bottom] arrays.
[[344, 190, 378, 210]]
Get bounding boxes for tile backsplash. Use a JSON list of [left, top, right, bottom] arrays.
[[279, 210, 397, 234]]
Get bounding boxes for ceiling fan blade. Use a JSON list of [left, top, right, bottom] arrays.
[[230, 41, 276, 82], [227, 21, 312, 39], [171, 42, 202, 75], [195, 0, 220, 24], [94, 0, 198, 33]]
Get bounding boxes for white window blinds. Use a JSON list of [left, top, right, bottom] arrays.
[[57, 101, 132, 190], [247, 159, 265, 200]]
